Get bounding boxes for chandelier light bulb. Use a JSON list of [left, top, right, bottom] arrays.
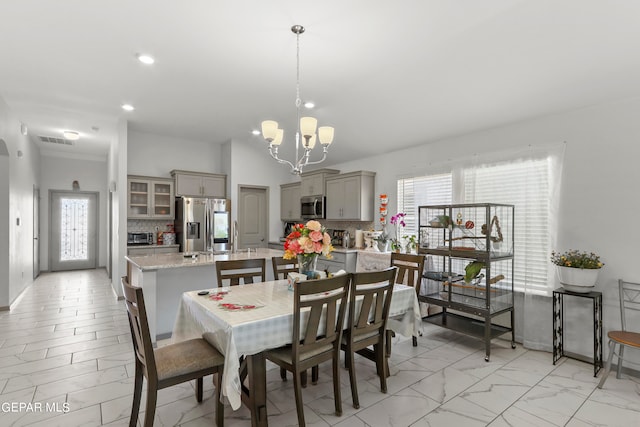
[[261, 120, 278, 142], [318, 126, 335, 146]]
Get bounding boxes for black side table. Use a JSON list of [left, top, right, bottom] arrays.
[[552, 288, 603, 377]]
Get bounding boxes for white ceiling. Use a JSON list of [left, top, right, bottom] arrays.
[[2, 0, 640, 164]]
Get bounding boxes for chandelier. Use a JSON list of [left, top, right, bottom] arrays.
[[261, 25, 334, 175]]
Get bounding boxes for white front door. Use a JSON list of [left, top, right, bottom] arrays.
[[50, 191, 98, 271], [237, 186, 268, 248]]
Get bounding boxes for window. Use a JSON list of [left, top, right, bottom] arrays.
[[397, 157, 552, 293]]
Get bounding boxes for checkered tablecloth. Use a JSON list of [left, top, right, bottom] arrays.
[[172, 279, 421, 410]]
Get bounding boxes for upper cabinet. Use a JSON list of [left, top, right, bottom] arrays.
[[171, 170, 227, 198], [325, 171, 376, 221], [280, 182, 301, 221], [127, 176, 174, 219], [300, 168, 339, 196]]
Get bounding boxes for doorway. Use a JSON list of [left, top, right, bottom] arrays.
[[49, 190, 98, 271], [33, 186, 40, 279], [237, 186, 268, 248]]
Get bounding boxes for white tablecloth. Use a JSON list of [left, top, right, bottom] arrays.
[[172, 279, 421, 410]]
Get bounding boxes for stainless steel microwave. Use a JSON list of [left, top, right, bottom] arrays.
[[300, 195, 325, 219]]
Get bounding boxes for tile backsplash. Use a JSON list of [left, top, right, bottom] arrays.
[[128, 219, 174, 233]]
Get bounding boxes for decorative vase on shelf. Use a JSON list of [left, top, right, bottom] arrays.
[[298, 254, 319, 279], [556, 266, 600, 293]]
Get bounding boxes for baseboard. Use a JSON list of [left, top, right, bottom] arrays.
[[0, 305, 9, 311]]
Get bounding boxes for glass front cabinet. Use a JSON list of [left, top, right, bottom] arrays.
[[418, 203, 515, 361]]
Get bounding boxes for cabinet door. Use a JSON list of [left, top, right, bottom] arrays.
[[301, 174, 324, 196], [325, 178, 344, 219], [281, 185, 301, 221], [128, 179, 150, 218], [201, 176, 225, 198], [151, 180, 174, 219], [341, 176, 361, 219], [175, 174, 203, 196], [290, 185, 301, 219]]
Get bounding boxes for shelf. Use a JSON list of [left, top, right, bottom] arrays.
[[420, 292, 513, 316], [424, 312, 512, 340]]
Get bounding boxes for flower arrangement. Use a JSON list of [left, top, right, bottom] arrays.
[[390, 212, 406, 251], [283, 220, 333, 260], [550, 250, 604, 269]]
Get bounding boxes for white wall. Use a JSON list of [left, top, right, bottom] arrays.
[[328, 97, 640, 354], [0, 96, 41, 306], [222, 139, 292, 243], [39, 155, 108, 271], [127, 130, 222, 178]]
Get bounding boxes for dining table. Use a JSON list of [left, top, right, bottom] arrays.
[[172, 278, 421, 427]]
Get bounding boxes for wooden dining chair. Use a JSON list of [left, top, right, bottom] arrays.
[[264, 274, 351, 426], [271, 256, 299, 279], [390, 252, 425, 347], [215, 258, 266, 287], [343, 267, 397, 409], [121, 277, 225, 427], [597, 279, 640, 388]]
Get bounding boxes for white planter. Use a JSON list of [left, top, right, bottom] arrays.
[[556, 266, 600, 293]]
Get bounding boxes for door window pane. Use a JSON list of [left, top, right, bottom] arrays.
[[60, 198, 89, 261]]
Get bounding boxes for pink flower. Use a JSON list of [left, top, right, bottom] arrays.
[[309, 230, 323, 242], [306, 220, 322, 231]]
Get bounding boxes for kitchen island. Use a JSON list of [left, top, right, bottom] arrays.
[[126, 248, 284, 342]]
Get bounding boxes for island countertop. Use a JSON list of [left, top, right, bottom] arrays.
[[126, 248, 285, 271]]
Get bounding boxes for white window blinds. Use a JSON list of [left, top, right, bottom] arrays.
[[463, 158, 551, 293], [397, 173, 452, 236], [397, 157, 552, 293]]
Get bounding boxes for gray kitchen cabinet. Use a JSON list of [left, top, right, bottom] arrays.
[[127, 176, 174, 219], [171, 170, 226, 198], [317, 251, 357, 274], [280, 182, 301, 221], [325, 171, 376, 221], [300, 168, 339, 196], [127, 245, 179, 256]]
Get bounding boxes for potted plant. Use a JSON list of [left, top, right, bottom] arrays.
[[550, 249, 604, 293], [403, 234, 418, 254], [390, 212, 406, 252]]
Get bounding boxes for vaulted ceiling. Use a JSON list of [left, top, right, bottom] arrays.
[[2, 1, 640, 164]]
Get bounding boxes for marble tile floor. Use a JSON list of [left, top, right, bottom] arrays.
[[1, 269, 639, 426]]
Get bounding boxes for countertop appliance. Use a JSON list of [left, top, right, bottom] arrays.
[[175, 197, 231, 253], [301, 195, 325, 220], [127, 232, 154, 246]]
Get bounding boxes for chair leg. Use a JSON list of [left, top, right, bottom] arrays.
[[143, 385, 158, 427], [215, 371, 224, 427], [196, 377, 204, 402], [333, 351, 343, 416], [311, 365, 319, 385], [293, 369, 306, 427], [412, 335, 418, 347], [616, 345, 625, 379], [301, 369, 308, 388], [129, 365, 144, 427], [280, 367, 287, 381], [597, 340, 617, 389], [386, 330, 395, 357], [346, 346, 359, 409], [378, 341, 388, 393]]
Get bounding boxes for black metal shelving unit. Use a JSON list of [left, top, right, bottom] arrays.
[[418, 203, 516, 361]]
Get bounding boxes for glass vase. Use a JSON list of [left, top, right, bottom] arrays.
[[298, 254, 319, 279]]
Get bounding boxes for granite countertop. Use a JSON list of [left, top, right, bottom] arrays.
[[127, 244, 180, 248], [126, 247, 285, 271]]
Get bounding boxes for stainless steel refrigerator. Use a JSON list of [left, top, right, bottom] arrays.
[[174, 197, 231, 253]]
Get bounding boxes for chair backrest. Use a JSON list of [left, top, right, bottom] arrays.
[[272, 256, 299, 280], [121, 276, 157, 378], [390, 252, 425, 295], [215, 258, 266, 287], [292, 274, 351, 362], [619, 279, 640, 331], [348, 267, 398, 342]]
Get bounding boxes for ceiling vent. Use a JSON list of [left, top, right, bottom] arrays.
[[39, 135, 74, 146]]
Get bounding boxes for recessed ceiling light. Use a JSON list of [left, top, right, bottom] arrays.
[[136, 53, 155, 65], [63, 131, 80, 140], [252, 129, 261, 135], [122, 104, 135, 112], [304, 101, 315, 109]]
